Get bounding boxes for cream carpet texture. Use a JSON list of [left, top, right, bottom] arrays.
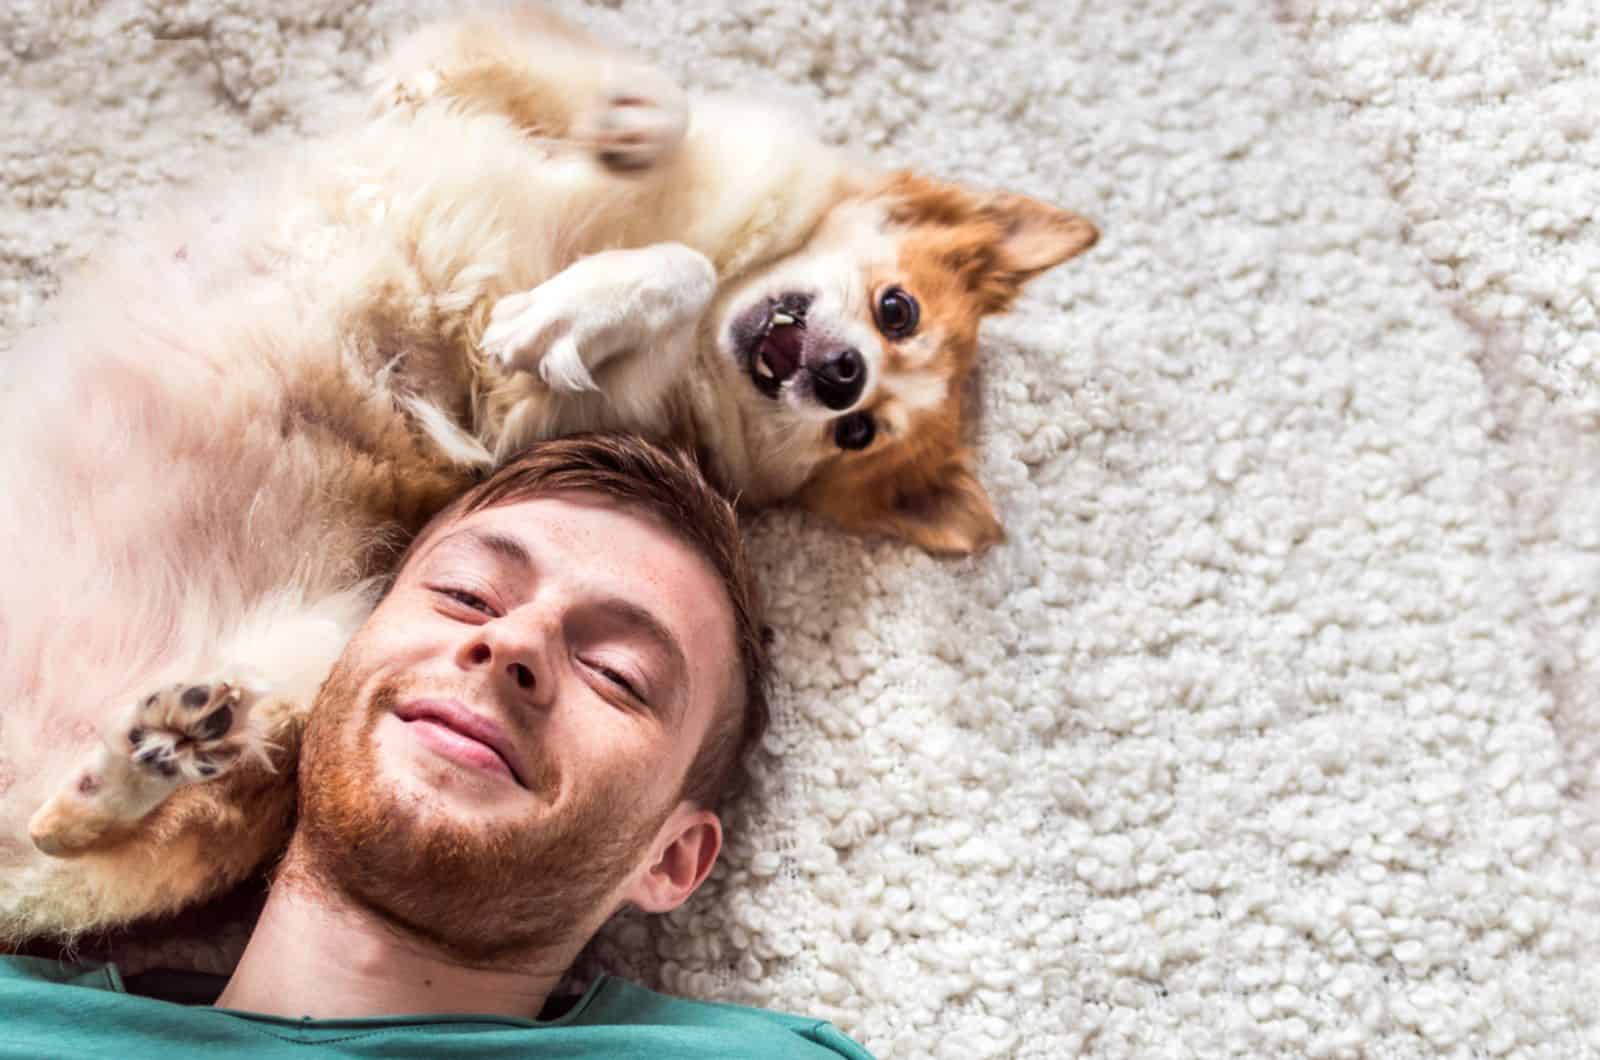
[[4, 1, 1599, 1057]]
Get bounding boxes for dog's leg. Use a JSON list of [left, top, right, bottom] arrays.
[[27, 680, 265, 856], [481, 242, 716, 394], [373, 10, 688, 174], [27, 588, 373, 857]]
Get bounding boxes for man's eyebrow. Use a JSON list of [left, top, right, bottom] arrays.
[[432, 527, 534, 571]]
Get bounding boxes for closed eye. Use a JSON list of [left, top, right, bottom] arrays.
[[434, 587, 496, 616], [587, 660, 645, 704]]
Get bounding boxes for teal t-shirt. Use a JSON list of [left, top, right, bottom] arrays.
[[0, 956, 873, 1059]]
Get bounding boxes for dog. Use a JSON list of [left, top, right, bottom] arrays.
[[0, 7, 1097, 944]]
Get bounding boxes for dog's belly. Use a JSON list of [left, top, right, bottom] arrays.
[[0, 357, 305, 812], [0, 224, 470, 940]]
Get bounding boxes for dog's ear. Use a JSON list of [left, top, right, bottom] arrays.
[[882, 173, 1097, 313], [882, 456, 1004, 556], [806, 451, 1004, 557], [979, 191, 1099, 291]]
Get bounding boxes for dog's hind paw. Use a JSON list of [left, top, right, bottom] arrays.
[[369, 67, 442, 116], [28, 678, 267, 857], [573, 67, 688, 173], [124, 680, 262, 783]]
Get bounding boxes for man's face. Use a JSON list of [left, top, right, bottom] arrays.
[[295, 492, 737, 965]]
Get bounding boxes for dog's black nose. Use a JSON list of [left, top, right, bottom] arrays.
[[809, 348, 866, 410]]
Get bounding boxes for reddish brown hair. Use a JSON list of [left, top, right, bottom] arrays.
[[402, 433, 770, 810]]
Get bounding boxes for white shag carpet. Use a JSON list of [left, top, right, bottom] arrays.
[[5, 1, 1600, 1057]]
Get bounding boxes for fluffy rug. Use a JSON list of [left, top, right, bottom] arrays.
[[5, 0, 1599, 1056]]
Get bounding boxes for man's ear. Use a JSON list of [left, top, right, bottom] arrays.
[[625, 804, 722, 914], [808, 451, 1004, 557]]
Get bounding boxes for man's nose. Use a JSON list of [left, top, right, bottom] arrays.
[[457, 619, 554, 707]]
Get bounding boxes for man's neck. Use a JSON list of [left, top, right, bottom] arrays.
[[215, 852, 573, 1022]]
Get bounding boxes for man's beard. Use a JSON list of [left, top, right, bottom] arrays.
[[292, 655, 672, 967]]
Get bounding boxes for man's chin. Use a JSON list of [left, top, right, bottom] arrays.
[[294, 666, 665, 965]]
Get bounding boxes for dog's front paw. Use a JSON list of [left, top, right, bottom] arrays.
[[573, 65, 688, 173], [124, 680, 260, 783], [483, 290, 601, 393], [482, 244, 716, 393]]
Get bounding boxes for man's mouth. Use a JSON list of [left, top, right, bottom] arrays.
[[741, 295, 812, 399], [395, 698, 526, 788]]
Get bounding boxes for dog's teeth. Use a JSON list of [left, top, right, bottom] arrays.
[[753, 354, 776, 380], [771, 311, 795, 327]]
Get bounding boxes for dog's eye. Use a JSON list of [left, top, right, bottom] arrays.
[[834, 411, 876, 451], [875, 287, 919, 338]]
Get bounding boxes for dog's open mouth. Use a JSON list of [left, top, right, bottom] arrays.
[[741, 296, 812, 399]]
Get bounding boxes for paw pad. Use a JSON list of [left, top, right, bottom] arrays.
[[124, 681, 252, 785]]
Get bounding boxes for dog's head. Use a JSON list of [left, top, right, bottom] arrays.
[[716, 172, 1098, 555]]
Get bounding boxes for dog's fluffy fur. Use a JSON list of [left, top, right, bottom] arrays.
[[0, 8, 1096, 945]]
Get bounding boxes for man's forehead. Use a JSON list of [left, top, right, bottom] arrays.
[[413, 492, 617, 567], [429, 493, 685, 568]]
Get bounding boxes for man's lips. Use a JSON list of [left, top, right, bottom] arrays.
[[395, 698, 526, 788]]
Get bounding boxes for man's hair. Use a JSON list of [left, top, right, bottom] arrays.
[[401, 433, 770, 810]]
